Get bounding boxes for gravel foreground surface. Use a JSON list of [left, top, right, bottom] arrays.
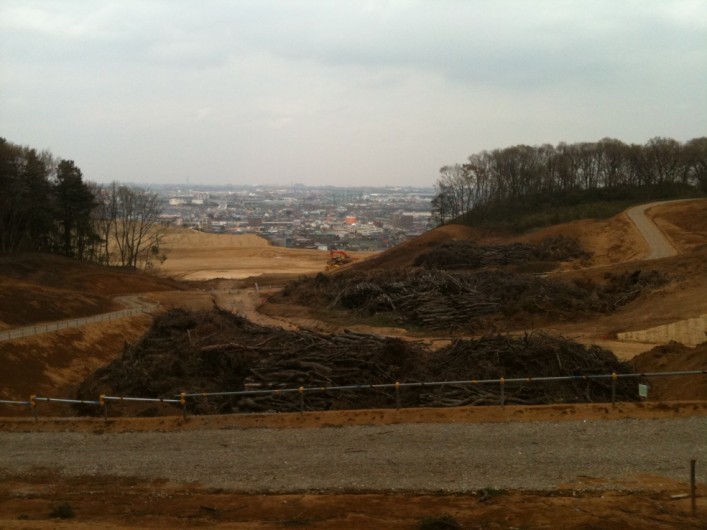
[[1, 417, 705, 493]]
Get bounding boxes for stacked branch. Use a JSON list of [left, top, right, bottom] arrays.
[[413, 236, 590, 270], [76, 308, 425, 414], [75, 308, 638, 415], [422, 332, 635, 406], [278, 268, 667, 331]]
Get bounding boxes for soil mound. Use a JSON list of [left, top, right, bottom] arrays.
[[162, 227, 271, 249], [632, 342, 707, 400], [347, 223, 488, 272], [0, 253, 182, 327], [0, 253, 181, 293], [75, 308, 637, 415]]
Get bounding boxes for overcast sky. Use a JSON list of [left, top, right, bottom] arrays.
[[1, 1, 705, 187]]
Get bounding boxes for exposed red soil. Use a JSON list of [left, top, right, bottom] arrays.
[[1, 200, 706, 529], [0, 471, 704, 530]]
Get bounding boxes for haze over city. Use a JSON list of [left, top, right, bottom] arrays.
[[2, 0, 705, 187]]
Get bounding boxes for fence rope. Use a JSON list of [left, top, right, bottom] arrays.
[[176, 370, 707, 399], [2, 370, 705, 415]]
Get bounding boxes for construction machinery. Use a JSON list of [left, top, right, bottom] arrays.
[[325, 249, 352, 270]]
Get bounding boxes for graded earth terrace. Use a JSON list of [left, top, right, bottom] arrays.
[[0, 199, 706, 529]]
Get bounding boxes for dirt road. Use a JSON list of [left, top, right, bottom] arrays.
[[0, 295, 158, 342], [626, 200, 684, 259], [1, 417, 705, 493]]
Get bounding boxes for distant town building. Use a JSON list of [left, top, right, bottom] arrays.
[[391, 213, 414, 229], [155, 184, 434, 251]]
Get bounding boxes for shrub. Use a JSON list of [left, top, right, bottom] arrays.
[[49, 502, 75, 519], [419, 514, 462, 530]]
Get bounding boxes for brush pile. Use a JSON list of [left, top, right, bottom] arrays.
[[76, 308, 424, 414], [413, 236, 590, 269], [422, 333, 634, 406], [75, 308, 637, 415], [277, 268, 667, 331]]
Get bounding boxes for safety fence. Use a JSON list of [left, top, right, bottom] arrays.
[[1, 369, 706, 421], [0, 304, 159, 342]]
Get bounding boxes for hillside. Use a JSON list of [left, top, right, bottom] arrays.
[[0, 199, 706, 530], [265, 200, 707, 342], [347, 198, 707, 272], [0, 253, 184, 329], [155, 228, 374, 281], [0, 199, 705, 410]]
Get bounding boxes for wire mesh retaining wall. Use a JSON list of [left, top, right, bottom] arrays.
[[1, 370, 705, 421], [0, 305, 159, 342]]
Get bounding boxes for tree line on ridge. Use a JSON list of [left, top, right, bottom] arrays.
[[0, 137, 165, 269], [432, 136, 707, 230]]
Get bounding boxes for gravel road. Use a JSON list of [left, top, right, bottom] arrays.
[[626, 200, 683, 259], [2, 418, 705, 493]]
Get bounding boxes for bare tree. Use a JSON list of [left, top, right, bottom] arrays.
[[644, 137, 684, 186], [431, 136, 704, 227], [94, 183, 166, 269], [684, 137, 707, 191], [595, 138, 627, 189], [91, 182, 120, 265]]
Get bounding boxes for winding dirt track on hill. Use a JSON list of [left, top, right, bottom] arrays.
[[0, 295, 159, 342], [626, 200, 683, 259]]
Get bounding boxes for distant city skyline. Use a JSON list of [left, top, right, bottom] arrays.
[[2, 1, 705, 187], [137, 182, 436, 192]]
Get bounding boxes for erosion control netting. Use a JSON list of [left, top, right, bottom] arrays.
[[276, 268, 667, 331], [413, 236, 591, 270], [75, 309, 637, 415]]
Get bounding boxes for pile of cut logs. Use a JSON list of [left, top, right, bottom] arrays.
[[423, 332, 634, 406], [75, 308, 637, 415], [279, 267, 667, 331], [413, 235, 590, 269]]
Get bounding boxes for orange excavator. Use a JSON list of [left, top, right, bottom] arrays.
[[326, 249, 352, 270]]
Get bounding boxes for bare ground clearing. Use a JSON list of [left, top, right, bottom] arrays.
[[1, 201, 706, 528]]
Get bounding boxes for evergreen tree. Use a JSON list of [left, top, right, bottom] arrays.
[[0, 139, 55, 252], [54, 160, 98, 259]]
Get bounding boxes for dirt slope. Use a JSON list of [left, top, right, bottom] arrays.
[[350, 198, 706, 272], [1, 201, 706, 407], [0, 254, 183, 329], [156, 228, 373, 281], [633, 342, 707, 401], [1, 201, 706, 529], [0, 472, 704, 530]]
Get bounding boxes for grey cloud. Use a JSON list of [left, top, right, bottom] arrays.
[[205, 1, 706, 92], [7, 1, 702, 88], [1, 0, 705, 186]]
